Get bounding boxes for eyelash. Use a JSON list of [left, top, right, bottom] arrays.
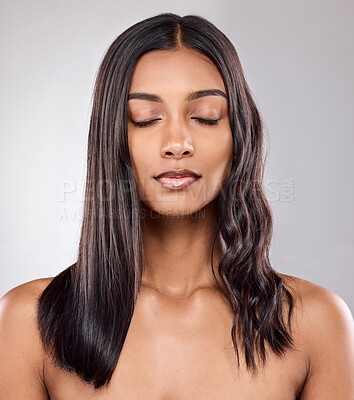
[[131, 117, 220, 128]]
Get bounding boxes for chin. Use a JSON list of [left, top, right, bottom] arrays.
[[142, 202, 206, 219]]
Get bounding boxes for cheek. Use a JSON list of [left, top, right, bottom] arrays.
[[128, 134, 149, 175], [128, 134, 157, 199], [128, 135, 146, 189], [203, 131, 233, 193]]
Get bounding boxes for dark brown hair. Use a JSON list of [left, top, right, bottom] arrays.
[[38, 12, 296, 389]]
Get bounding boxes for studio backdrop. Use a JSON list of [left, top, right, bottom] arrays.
[[0, 0, 353, 312]]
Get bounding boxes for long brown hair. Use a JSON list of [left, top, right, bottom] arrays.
[[38, 12, 296, 389]]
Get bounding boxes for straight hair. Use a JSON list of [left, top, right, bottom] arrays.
[[38, 12, 296, 389]]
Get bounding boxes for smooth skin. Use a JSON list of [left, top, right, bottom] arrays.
[[127, 47, 233, 295], [0, 47, 353, 399]]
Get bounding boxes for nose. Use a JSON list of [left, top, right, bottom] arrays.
[[160, 117, 195, 159]]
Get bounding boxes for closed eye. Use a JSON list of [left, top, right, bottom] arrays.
[[131, 117, 220, 128], [192, 117, 220, 126], [131, 118, 161, 128]]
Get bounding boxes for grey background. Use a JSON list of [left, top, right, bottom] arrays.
[[1, 0, 353, 312]]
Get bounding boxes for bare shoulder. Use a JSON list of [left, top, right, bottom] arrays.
[[0, 277, 55, 345], [0, 277, 54, 304], [0, 277, 55, 348], [0, 278, 54, 398], [278, 273, 354, 399], [279, 273, 353, 320]]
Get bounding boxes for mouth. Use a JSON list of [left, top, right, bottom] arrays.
[[153, 168, 202, 190], [153, 175, 201, 190]]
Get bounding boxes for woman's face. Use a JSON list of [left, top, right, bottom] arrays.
[[127, 47, 233, 217]]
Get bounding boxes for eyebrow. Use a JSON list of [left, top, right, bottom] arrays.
[[127, 89, 227, 102]]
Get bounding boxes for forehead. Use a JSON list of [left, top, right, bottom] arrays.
[[128, 47, 226, 95]]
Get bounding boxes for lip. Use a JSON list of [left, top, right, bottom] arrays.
[[154, 169, 201, 179], [154, 169, 202, 190], [154, 175, 201, 190]]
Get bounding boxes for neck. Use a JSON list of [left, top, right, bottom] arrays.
[[140, 200, 225, 298]]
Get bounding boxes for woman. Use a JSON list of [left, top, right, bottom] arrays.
[[0, 12, 353, 399]]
